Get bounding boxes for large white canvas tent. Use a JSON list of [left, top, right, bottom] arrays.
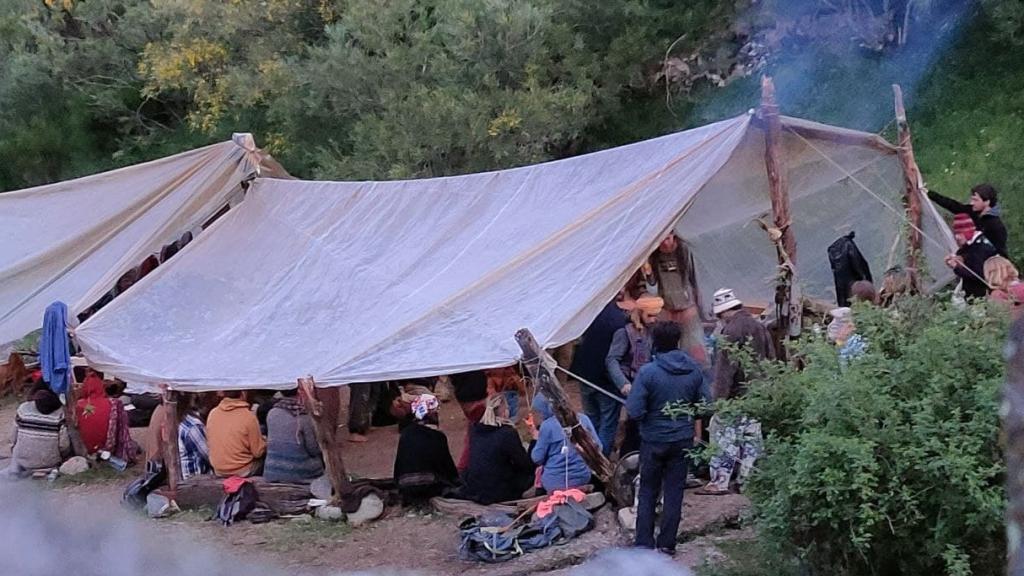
[[74, 114, 955, 391], [0, 134, 287, 348]]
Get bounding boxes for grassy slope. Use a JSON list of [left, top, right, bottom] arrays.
[[912, 24, 1024, 263]]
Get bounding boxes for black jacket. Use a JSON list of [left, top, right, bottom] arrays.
[[828, 232, 873, 307], [393, 423, 459, 491], [459, 423, 534, 504], [954, 236, 998, 300], [929, 191, 1008, 257], [569, 301, 629, 392]]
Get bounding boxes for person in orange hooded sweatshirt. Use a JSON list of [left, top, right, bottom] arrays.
[[206, 390, 267, 477]]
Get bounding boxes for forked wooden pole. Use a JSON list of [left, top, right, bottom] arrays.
[[298, 377, 352, 506], [893, 84, 924, 272], [515, 329, 613, 486], [757, 76, 801, 343]]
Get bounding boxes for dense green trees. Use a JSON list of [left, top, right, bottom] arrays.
[[0, 0, 735, 188]]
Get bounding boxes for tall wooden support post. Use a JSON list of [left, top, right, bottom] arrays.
[[1005, 319, 1024, 576], [298, 377, 352, 506], [161, 387, 182, 499], [63, 371, 88, 457], [757, 76, 800, 347], [515, 329, 613, 486], [893, 84, 924, 273]]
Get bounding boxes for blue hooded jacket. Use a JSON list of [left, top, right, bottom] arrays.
[[626, 349, 710, 443], [530, 394, 601, 492]]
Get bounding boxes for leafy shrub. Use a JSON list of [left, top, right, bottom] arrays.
[[728, 297, 1006, 576]]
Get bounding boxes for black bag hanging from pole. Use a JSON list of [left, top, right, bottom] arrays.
[[828, 232, 873, 307]]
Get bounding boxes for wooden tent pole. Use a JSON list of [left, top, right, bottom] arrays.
[[757, 76, 800, 346], [298, 377, 352, 506], [63, 371, 88, 457], [1005, 318, 1024, 575], [161, 386, 182, 499], [515, 329, 613, 486], [893, 84, 924, 272]]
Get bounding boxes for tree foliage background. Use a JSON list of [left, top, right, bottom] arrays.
[[6, 0, 1021, 189]]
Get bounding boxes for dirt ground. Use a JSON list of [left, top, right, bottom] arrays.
[[0, 385, 751, 575]]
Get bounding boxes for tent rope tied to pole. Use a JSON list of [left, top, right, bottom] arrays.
[[787, 127, 993, 292]]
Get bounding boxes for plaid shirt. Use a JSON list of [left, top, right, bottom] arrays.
[[178, 414, 212, 479]]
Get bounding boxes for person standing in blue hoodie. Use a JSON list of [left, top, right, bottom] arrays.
[[530, 394, 602, 493], [626, 321, 710, 555]]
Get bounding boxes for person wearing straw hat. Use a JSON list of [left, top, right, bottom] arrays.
[[945, 213, 998, 300], [697, 288, 774, 496]]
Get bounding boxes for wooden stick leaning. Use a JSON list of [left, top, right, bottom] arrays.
[[515, 329, 613, 488], [893, 83, 925, 274], [298, 376, 353, 507]]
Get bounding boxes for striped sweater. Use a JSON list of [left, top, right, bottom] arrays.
[[12, 402, 69, 471]]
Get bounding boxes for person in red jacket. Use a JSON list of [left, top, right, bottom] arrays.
[[75, 369, 134, 463]]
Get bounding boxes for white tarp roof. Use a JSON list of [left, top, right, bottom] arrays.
[[0, 134, 286, 346], [74, 114, 954, 391]]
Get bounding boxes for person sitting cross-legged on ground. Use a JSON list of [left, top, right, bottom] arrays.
[[177, 393, 213, 479], [393, 394, 460, 506], [75, 369, 135, 464], [4, 385, 70, 478], [530, 393, 601, 494], [626, 321, 709, 556], [207, 390, 267, 477], [457, 394, 535, 505], [263, 387, 323, 483]]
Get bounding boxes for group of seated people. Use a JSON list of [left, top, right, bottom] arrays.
[[5, 364, 600, 510], [393, 375, 600, 507], [4, 368, 138, 477]]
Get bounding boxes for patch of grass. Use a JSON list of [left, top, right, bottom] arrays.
[[49, 463, 125, 488], [697, 537, 802, 576], [912, 17, 1024, 265], [258, 518, 353, 552]]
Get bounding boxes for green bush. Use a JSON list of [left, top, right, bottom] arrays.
[[728, 298, 1006, 576]]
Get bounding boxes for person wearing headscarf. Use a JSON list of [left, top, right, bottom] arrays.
[[826, 307, 867, 361], [606, 295, 664, 397], [263, 387, 323, 482], [530, 394, 601, 493], [985, 255, 1020, 297], [393, 393, 459, 505], [458, 394, 534, 504], [4, 385, 70, 477], [389, 378, 437, 430], [945, 213, 998, 300], [75, 369, 135, 463]]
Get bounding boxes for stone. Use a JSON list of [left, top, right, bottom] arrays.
[[146, 493, 179, 518], [59, 456, 89, 476], [617, 507, 637, 532], [310, 475, 333, 501], [345, 493, 384, 526], [315, 505, 345, 522]]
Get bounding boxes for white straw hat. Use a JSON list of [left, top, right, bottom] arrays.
[[712, 288, 743, 315]]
